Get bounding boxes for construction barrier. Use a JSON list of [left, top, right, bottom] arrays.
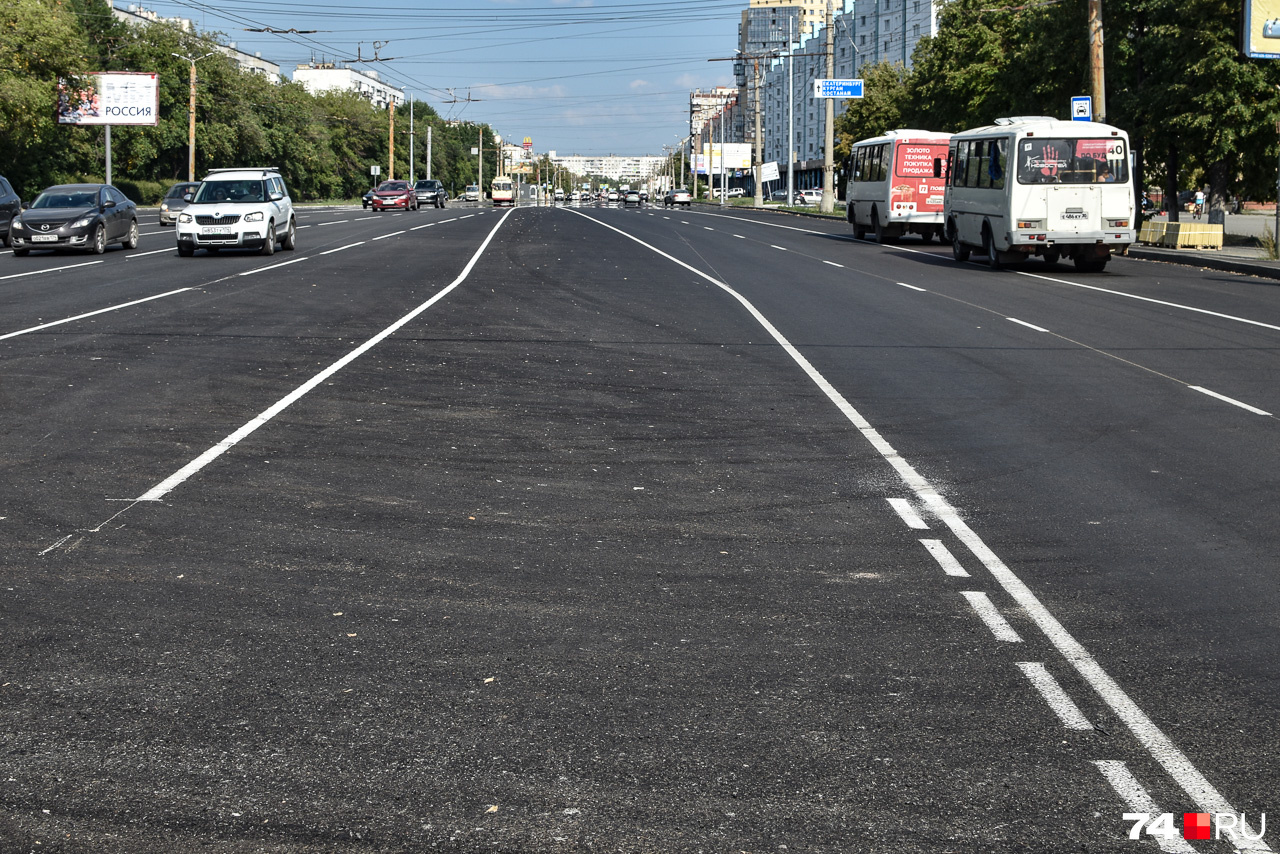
[[1158, 221, 1223, 250]]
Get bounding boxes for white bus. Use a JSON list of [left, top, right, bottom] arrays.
[[491, 176, 515, 207], [845, 130, 951, 243], [943, 117, 1135, 272]]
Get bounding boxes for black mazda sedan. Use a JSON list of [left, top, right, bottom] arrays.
[[10, 183, 139, 256]]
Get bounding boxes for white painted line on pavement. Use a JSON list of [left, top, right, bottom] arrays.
[[1008, 317, 1050, 333], [733, 234, 745, 239], [139, 231, 169, 237], [823, 260, 844, 268], [316, 220, 349, 226], [297, 225, 312, 229], [318, 242, 365, 255], [770, 244, 787, 251], [704, 227, 714, 231], [887, 498, 928, 530], [1189, 385, 1271, 415], [356, 216, 379, 221], [127, 248, 175, 259], [238, 256, 310, 276], [372, 231, 405, 241], [410, 223, 436, 231], [920, 539, 969, 577], [0, 287, 195, 341], [129, 206, 516, 505], [440, 218, 457, 224], [0, 260, 104, 281], [565, 206, 1272, 849], [1093, 762, 1199, 854], [961, 591, 1023, 643], [1016, 662, 1092, 730], [897, 282, 926, 291]]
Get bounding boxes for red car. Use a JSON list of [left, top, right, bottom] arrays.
[[370, 180, 418, 211]]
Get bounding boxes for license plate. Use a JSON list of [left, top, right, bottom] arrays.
[[31, 234, 57, 242], [200, 227, 234, 236], [1061, 212, 1087, 220]]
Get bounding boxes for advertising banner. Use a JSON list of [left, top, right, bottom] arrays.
[[696, 143, 753, 174], [1243, 0, 1280, 59], [891, 140, 949, 214], [57, 72, 159, 126]]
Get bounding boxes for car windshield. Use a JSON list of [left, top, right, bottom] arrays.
[[166, 184, 197, 199], [415, 181, 439, 190], [31, 190, 98, 209], [193, 180, 265, 204], [378, 182, 409, 192], [1016, 138, 1129, 184]]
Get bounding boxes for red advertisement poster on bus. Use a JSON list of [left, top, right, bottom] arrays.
[[892, 140, 949, 214]]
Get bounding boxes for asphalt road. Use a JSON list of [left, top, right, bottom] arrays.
[[1, 201, 1276, 853]]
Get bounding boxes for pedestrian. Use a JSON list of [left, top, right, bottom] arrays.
[[1194, 188, 1205, 219]]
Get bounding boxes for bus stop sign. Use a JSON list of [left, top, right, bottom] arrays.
[[1071, 96, 1093, 121]]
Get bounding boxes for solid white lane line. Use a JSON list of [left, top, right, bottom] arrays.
[[1016, 662, 1093, 730], [1093, 762, 1199, 854], [372, 231, 405, 241], [127, 248, 175, 259], [318, 242, 365, 255], [410, 223, 436, 231], [564, 206, 1271, 848], [1188, 385, 1271, 416], [823, 260, 844, 268], [238, 256, 310, 276], [0, 260, 104, 281], [132, 207, 516, 504], [704, 227, 714, 231], [770, 244, 787, 251], [898, 282, 926, 291], [0, 288, 195, 341], [1008, 317, 1050, 333], [961, 591, 1024, 643], [920, 539, 970, 577], [887, 497, 929, 530], [733, 234, 745, 239]]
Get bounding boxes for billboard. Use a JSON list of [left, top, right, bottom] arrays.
[[695, 143, 753, 174], [57, 73, 159, 126], [1243, 0, 1280, 58]]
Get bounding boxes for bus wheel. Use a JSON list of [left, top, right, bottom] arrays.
[[920, 228, 934, 244], [853, 220, 866, 240], [983, 227, 1003, 270], [1043, 250, 1060, 267], [1074, 254, 1108, 273], [872, 209, 888, 244], [951, 230, 970, 262]]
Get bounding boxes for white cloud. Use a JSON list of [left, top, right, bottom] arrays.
[[629, 79, 650, 91]]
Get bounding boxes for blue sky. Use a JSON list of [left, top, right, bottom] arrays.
[[136, 0, 745, 156]]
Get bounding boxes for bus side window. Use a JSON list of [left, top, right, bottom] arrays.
[[976, 141, 991, 189], [855, 148, 866, 182], [989, 139, 1006, 189], [953, 144, 968, 188], [965, 141, 983, 188], [879, 144, 890, 181]]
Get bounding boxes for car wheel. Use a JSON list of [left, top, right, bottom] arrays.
[[124, 219, 139, 249], [281, 217, 296, 250], [259, 222, 276, 256], [89, 224, 106, 254], [177, 244, 193, 257]]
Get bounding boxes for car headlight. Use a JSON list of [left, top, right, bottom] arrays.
[[161, 203, 169, 211], [71, 216, 94, 229], [179, 212, 193, 223], [244, 211, 264, 223], [11, 219, 22, 231]]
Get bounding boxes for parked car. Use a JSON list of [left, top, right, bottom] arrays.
[[370, 180, 418, 212], [623, 189, 641, 206], [769, 188, 804, 204], [10, 183, 139, 256], [159, 181, 200, 226], [0, 175, 21, 247], [175, 167, 295, 257], [799, 188, 823, 205], [414, 179, 447, 208], [663, 187, 692, 207]]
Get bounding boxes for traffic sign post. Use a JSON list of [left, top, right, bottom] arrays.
[[813, 79, 864, 99], [1071, 95, 1093, 121], [370, 164, 380, 176]]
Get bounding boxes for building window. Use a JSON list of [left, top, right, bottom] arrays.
[[860, 34, 866, 45], [913, 23, 920, 36]]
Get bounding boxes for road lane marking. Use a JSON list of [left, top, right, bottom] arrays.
[[0, 288, 195, 341], [565, 205, 1271, 849], [316, 220, 349, 226], [1093, 762, 1198, 854], [238, 256, 310, 276], [372, 231, 405, 241], [920, 539, 969, 577], [318, 242, 365, 255], [704, 227, 714, 231], [126, 248, 175, 259], [962, 591, 1023, 642], [897, 282, 926, 291], [1189, 385, 1271, 415], [1016, 662, 1092, 730], [1008, 317, 1050, 333], [823, 260, 844, 268], [770, 245, 787, 251], [410, 223, 436, 231], [0, 260, 104, 280], [356, 216, 378, 221], [460, 215, 475, 219], [297, 225, 312, 229], [129, 206, 516, 505], [887, 498, 928, 530], [733, 234, 745, 239]]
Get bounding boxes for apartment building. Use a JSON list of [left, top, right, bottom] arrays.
[[292, 63, 405, 110]]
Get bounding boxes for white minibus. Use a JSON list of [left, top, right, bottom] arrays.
[[845, 130, 951, 243], [943, 117, 1135, 271], [491, 176, 515, 207]]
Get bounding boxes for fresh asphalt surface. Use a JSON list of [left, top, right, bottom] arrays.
[[1, 201, 1276, 852]]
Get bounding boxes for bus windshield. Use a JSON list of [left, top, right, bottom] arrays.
[[1016, 138, 1128, 185]]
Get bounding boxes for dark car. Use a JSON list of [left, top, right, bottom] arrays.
[[413, 179, 447, 209], [10, 184, 139, 256], [769, 188, 804, 205], [362, 187, 376, 209], [159, 181, 200, 226], [0, 176, 20, 247], [370, 180, 418, 212]]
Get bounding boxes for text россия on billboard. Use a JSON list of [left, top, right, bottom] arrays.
[[57, 73, 159, 126]]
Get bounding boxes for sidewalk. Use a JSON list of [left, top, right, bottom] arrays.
[[1130, 212, 1280, 280]]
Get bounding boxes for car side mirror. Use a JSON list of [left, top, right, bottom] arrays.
[[933, 158, 943, 179], [183, 193, 192, 202], [103, 199, 116, 208], [270, 192, 284, 202], [20, 201, 28, 210]]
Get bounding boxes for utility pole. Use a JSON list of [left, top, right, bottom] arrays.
[[172, 52, 214, 182], [388, 100, 395, 181], [787, 16, 795, 204], [718, 108, 726, 208], [478, 127, 484, 205], [754, 57, 764, 208], [1088, 0, 1107, 123], [821, 0, 836, 213], [409, 94, 414, 183], [427, 126, 433, 180]]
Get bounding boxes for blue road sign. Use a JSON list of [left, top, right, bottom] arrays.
[[1071, 95, 1093, 121], [813, 79, 864, 99]]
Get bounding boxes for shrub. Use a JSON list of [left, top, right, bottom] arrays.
[[115, 179, 168, 205]]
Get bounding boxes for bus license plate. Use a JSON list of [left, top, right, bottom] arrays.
[[1061, 212, 1087, 220]]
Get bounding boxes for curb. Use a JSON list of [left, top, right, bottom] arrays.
[[1125, 247, 1280, 281]]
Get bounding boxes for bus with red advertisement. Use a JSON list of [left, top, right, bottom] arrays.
[[845, 130, 951, 243]]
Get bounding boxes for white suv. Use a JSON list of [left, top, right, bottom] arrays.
[[176, 168, 296, 257]]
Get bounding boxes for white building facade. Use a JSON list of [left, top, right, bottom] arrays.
[[292, 63, 405, 109], [549, 155, 667, 184]]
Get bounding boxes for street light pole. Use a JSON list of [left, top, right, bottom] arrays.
[[172, 51, 215, 182], [787, 17, 795, 204], [820, 0, 836, 213], [1088, 0, 1107, 124]]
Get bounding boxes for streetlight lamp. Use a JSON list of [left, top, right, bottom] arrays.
[[172, 51, 216, 182]]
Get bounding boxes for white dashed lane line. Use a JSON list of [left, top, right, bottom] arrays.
[[919, 539, 969, 577], [238, 257, 310, 276], [887, 498, 929, 530], [372, 231, 405, 241], [318, 242, 365, 255], [1008, 317, 1050, 333], [1189, 386, 1272, 415], [1016, 663, 1094, 731], [126, 248, 175, 259], [961, 591, 1023, 643]]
